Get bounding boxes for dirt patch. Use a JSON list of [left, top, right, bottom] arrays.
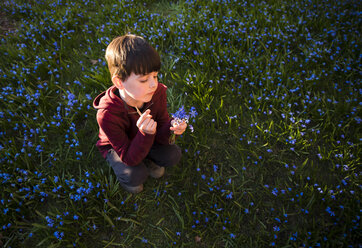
[[0, 10, 17, 37]]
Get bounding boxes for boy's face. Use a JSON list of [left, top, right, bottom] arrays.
[[120, 71, 159, 105]]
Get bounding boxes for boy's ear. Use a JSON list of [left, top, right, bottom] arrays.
[[112, 76, 124, 89]]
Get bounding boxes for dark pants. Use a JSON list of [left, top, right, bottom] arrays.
[[106, 143, 181, 187]]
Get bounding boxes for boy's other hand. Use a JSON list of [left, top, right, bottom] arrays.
[[137, 109, 157, 135], [170, 120, 187, 135]]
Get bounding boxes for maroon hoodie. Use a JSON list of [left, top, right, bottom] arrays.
[[93, 83, 172, 166]]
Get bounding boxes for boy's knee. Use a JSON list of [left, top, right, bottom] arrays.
[[107, 150, 148, 186], [162, 144, 182, 167], [120, 163, 148, 186]]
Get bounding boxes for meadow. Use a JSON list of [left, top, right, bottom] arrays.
[[0, 0, 361, 247]]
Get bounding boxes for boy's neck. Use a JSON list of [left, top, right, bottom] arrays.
[[118, 89, 144, 109]]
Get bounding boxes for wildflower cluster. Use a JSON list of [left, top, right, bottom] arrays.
[[169, 105, 198, 144], [172, 105, 198, 130]]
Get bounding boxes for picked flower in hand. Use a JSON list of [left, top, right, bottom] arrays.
[[169, 106, 198, 144]]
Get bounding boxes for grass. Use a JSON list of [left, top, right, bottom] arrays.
[[0, 0, 361, 247]]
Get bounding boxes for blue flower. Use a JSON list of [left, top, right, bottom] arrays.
[[54, 231, 64, 240], [226, 192, 233, 199], [46, 216, 54, 227], [189, 106, 198, 118]]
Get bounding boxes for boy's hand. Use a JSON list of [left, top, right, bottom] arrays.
[[137, 109, 157, 135], [170, 120, 187, 135]]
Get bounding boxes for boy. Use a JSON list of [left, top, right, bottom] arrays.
[[93, 34, 187, 193]]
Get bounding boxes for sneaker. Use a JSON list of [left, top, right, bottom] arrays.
[[146, 160, 165, 179], [121, 183, 143, 194]]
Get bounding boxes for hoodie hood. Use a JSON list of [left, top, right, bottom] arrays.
[[93, 86, 127, 114]]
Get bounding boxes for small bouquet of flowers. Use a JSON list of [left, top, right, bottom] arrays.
[[169, 105, 198, 144]]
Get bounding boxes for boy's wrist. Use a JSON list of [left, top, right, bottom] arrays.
[[139, 129, 156, 136]]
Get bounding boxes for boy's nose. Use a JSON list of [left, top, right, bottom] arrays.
[[150, 78, 157, 88]]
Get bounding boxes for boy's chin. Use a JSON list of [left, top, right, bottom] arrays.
[[144, 95, 154, 102]]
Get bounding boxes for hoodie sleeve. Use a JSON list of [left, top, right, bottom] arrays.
[[154, 85, 172, 144], [97, 110, 155, 166]]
